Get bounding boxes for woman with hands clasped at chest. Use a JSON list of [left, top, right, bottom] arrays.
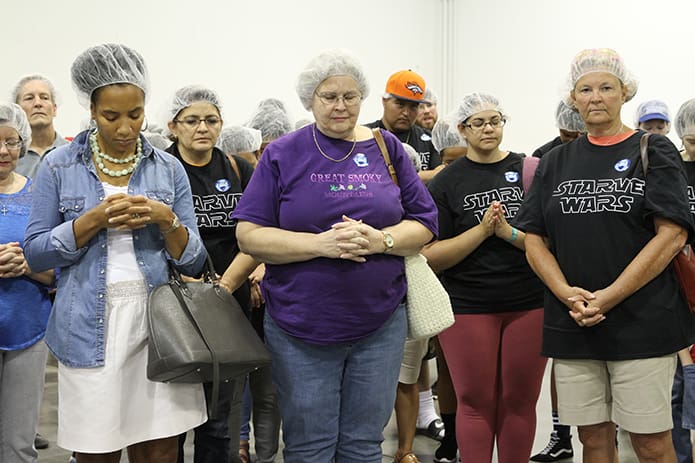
[[24, 44, 207, 463], [515, 48, 695, 463], [231, 50, 437, 463], [423, 94, 546, 463]]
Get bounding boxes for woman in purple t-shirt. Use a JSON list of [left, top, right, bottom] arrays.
[[232, 50, 438, 463]]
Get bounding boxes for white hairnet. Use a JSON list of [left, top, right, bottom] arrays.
[[296, 49, 369, 111], [431, 117, 466, 152], [402, 142, 421, 172], [675, 99, 695, 139], [0, 102, 31, 157], [555, 100, 586, 132], [295, 119, 313, 130], [168, 85, 222, 121], [246, 100, 292, 142], [71, 43, 149, 108], [217, 126, 262, 154], [423, 88, 438, 105], [453, 93, 504, 124], [143, 131, 171, 151], [567, 48, 638, 103]]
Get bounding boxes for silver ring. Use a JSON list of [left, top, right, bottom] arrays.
[[131, 213, 141, 219]]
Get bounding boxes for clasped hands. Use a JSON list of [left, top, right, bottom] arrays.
[[0, 242, 30, 278], [566, 287, 611, 328], [99, 193, 168, 232], [480, 201, 515, 241], [323, 214, 383, 263]]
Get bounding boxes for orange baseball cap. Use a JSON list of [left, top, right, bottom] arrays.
[[384, 69, 428, 103]]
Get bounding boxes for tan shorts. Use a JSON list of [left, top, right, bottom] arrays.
[[398, 338, 429, 384], [553, 355, 676, 434]]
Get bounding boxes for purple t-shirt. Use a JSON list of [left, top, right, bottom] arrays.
[[232, 124, 438, 344]]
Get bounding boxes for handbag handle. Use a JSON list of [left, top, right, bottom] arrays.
[[373, 128, 399, 186]]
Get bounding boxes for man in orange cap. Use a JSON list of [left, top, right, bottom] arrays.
[[367, 70, 442, 183]]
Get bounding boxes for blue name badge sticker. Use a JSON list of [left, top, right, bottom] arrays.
[[353, 153, 368, 167], [614, 159, 631, 172], [504, 171, 520, 183], [215, 178, 231, 192]]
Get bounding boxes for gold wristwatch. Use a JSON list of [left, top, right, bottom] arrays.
[[162, 214, 181, 234], [382, 231, 395, 253]]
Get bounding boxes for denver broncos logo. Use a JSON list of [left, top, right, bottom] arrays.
[[405, 81, 424, 96]]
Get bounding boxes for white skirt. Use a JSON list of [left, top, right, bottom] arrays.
[[57, 280, 207, 453]]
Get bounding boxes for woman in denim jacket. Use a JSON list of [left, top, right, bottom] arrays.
[[24, 43, 207, 463]]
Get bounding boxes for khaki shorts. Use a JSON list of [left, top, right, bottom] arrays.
[[554, 355, 676, 434], [398, 338, 429, 384]]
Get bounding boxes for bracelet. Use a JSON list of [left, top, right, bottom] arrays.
[[506, 227, 518, 243]]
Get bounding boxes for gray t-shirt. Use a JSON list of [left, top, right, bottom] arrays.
[[16, 132, 68, 179]]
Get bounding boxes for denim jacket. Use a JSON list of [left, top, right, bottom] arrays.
[[24, 130, 207, 368]]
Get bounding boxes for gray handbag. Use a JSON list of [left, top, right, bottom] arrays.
[[147, 256, 271, 413]]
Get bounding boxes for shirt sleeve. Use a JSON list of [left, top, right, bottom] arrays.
[[643, 134, 695, 241], [230, 147, 281, 228]]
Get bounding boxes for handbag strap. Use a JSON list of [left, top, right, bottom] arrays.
[[639, 132, 650, 176], [522, 155, 539, 195], [373, 128, 399, 186]]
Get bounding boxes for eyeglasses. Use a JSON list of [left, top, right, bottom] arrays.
[[461, 117, 506, 131], [174, 116, 222, 129], [315, 92, 362, 107], [0, 139, 22, 151]]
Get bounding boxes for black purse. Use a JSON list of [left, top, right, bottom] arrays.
[[147, 256, 271, 413]]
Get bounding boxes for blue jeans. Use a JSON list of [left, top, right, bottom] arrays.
[[264, 304, 406, 463], [177, 379, 242, 463], [674, 363, 693, 463]]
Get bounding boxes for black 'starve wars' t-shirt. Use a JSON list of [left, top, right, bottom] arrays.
[[366, 120, 441, 170], [427, 152, 544, 314], [167, 145, 254, 309], [515, 132, 695, 360]]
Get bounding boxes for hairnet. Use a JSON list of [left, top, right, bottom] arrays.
[[555, 100, 586, 132], [71, 43, 149, 108], [431, 117, 466, 152], [401, 143, 421, 172], [167, 85, 222, 121], [295, 119, 313, 130], [453, 93, 504, 124], [0, 102, 31, 157], [217, 126, 262, 154], [675, 99, 695, 139], [246, 101, 292, 142], [12, 74, 59, 105], [567, 48, 638, 102], [296, 49, 369, 111], [143, 131, 171, 151], [423, 88, 438, 105]]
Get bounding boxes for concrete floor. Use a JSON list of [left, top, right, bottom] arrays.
[[36, 359, 581, 462]]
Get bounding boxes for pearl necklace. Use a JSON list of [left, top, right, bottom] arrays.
[[90, 131, 142, 177], [312, 124, 357, 162]]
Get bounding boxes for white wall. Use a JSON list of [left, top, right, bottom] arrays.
[[2, 0, 440, 137], [4, 0, 695, 153]]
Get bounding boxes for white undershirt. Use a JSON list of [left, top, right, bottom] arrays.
[[102, 183, 145, 284]]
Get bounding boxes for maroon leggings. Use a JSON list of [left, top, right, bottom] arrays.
[[438, 309, 546, 463]]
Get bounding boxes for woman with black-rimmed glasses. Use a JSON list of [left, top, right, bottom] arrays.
[[164, 85, 260, 463], [423, 93, 546, 463], [231, 49, 437, 463]]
